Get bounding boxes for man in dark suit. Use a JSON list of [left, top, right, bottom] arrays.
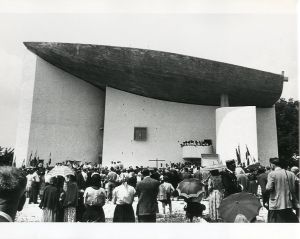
[[221, 159, 241, 198], [136, 169, 160, 222], [257, 166, 269, 209], [266, 157, 299, 223], [0, 166, 27, 222]]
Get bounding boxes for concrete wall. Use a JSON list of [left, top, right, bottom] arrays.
[[256, 107, 278, 166], [15, 56, 105, 166], [14, 52, 37, 166], [102, 87, 218, 167], [216, 106, 258, 164]]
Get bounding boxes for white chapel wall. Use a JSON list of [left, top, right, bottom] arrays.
[[256, 106, 278, 166], [14, 51, 37, 166], [17, 56, 105, 166], [216, 106, 258, 164], [102, 87, 218, 167]]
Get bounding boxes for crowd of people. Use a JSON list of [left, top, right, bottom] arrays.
[[0, 157, 299, 223], [180, 140, 212, 147]]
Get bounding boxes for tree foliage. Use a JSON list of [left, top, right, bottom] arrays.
[[275, 98, 299, 167], [0, 146, 14, 166]]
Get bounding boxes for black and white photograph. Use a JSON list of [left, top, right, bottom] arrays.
[[0, 0, 299, 238]]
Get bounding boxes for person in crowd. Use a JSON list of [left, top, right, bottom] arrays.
[[39, 176, 59, 222], [200, 167, 210, 197], [257, 166, 269, 209], [208, 169, 224, 221], [0, 166, 27, 222], [25, 169, 33, 199], [107, 167, 118, 201], [136, 169, 160, 222], [236, 167, 248, 192], [37, 163, 46, 200], [112, 173, 136, 222], [181, 167, 192, 180], [193, 166, 202, 181], [290, 166, 300, 218], [82, 174, 106, 222], [29, 168, 40, 204], [63, 174, 78, 222], [234, 214, 250, 223], [136, 171, 143, 183], [127, 168, 137, 188], [184, 196, 206, 222], [56, 176, 65, 222], [221, 159, 241, 198], [266, 157, 299, 223], [291, 166, 299, 179], [75, 164, 87, 222], [247, 170, 258, 195], [150, 168, 160, 181], [157, 175, 175, 215]]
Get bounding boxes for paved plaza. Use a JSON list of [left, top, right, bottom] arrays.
[[16, 197, 268, 223]]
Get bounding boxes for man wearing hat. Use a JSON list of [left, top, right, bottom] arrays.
[[221, 159, 241, 198], [266, 157, 299, 222]]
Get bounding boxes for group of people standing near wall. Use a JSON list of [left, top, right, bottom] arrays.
[[0, 156, 299, 223]]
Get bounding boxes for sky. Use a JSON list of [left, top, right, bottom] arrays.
[[0, 0, 298, 148]]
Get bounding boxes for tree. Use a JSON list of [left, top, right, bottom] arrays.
[[275, 98, 299, 167], [0, 146, 14, 166]]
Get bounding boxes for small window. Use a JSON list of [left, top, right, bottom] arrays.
[[134, 127, 147, 141]]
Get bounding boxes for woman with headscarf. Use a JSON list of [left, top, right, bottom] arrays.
[[236, 167, 249, 192], [82, 173, 106, 222], [208, 169, 224, 222], [39, 177, 59, 222], [63, 174, 78, 222], [112, 173, 136, 222]]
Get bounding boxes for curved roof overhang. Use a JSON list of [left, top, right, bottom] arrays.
[[24, 42, 284, 107]]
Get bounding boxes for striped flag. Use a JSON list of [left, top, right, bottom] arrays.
[[48, 152, 52, 166], [246, 145, 251, 166], [236, 145, 242, 165]]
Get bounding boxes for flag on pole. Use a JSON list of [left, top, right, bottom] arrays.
[[12, 155, 16, 167], [236, 148, 241, 165], [246, 145, 251, 166], [236, 145, 241, 165], [30, 150, 38, 167], [48, 152, 52, 166], [28, 151, 32, 167]]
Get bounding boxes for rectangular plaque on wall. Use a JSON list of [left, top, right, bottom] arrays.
[[134, 127, 147, 141]]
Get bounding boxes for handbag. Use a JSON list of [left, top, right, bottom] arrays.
[[285, 170, 300, 209]]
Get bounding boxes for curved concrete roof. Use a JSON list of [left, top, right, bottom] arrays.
[[24, 42, 284, 107]]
